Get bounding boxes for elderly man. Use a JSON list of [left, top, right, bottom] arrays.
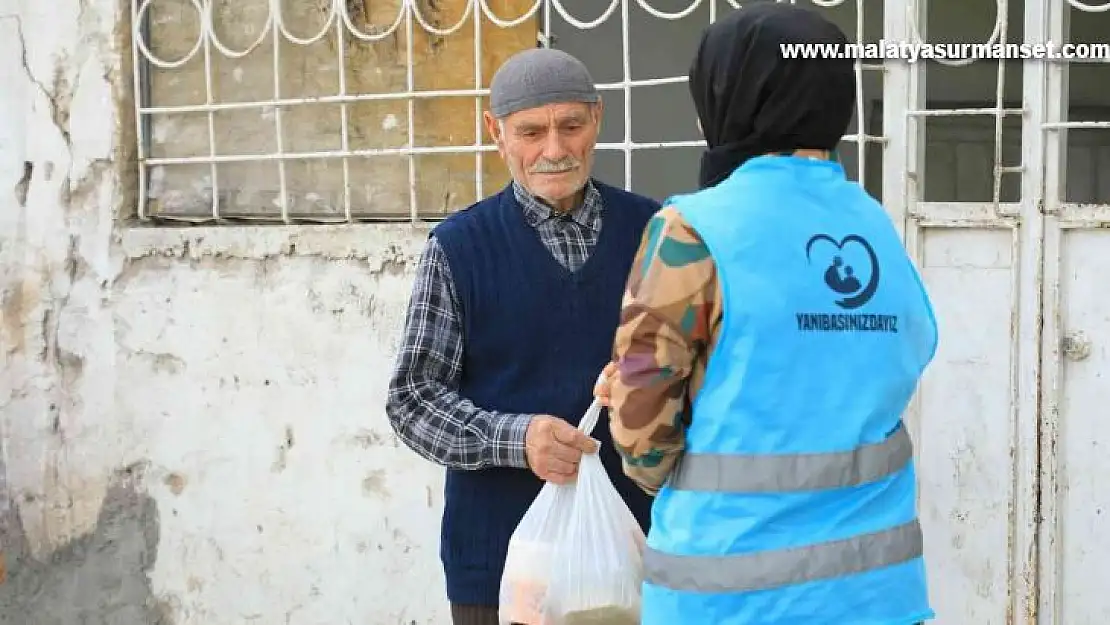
[[385, 48, 659, 625]]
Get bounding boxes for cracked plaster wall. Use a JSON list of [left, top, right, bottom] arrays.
[[0, 0, 527, 622]]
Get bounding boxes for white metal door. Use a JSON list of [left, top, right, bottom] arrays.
[[887, 1, 1110, 623], [1035, 2, 1110, 624], [884, 1, 1037, 622]]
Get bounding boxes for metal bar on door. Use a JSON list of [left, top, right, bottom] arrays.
[[1035, 0, 1071, 621]]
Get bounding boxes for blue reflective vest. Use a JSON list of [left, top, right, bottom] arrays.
[[641, 155, 938, 624]]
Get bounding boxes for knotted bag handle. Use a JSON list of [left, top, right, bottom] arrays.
[[576, 370, 609, 436]]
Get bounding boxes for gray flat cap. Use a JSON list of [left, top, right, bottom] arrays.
[[489, 48, 599, 118]]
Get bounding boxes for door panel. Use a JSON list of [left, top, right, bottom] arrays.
[[914, 228, 1019, 624], [1049, 228, 1110, 625]]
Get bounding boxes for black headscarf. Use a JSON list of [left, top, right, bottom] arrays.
[[689, 2, 856, 189]]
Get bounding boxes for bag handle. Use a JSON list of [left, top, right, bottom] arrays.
[[577, 370, 608, 435]]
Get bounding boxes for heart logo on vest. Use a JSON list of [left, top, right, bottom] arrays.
[[804, 234, 880, 310]]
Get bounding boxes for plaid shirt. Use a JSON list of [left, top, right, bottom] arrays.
[[386, 181, 604, 470]]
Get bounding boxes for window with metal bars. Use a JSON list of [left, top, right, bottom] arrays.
[[130, 0, 1110, 227], [129, 0, 882, 225]]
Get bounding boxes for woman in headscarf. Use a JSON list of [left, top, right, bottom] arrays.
[[595, 3, 938, 623]]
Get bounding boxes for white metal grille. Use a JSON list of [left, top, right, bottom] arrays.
[[129, 0, 879, 224]]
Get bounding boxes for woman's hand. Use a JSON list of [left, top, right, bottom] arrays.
[[593, 361, 619, 407]]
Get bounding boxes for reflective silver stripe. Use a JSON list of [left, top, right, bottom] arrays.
[[669, 425, 913, 493], [644, 519, 923, 593]]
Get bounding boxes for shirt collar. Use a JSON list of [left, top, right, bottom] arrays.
[[512, 180, 603, 231]]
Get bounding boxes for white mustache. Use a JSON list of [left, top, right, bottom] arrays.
[[529, 158, 579, 174]]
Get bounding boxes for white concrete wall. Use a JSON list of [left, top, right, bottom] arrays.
[[0, 1, 451, 623]]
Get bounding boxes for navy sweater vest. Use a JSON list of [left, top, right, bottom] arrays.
[[431, 180, 660, 606]]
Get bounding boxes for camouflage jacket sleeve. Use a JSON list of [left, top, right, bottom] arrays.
[[608, 206, 722, 496]]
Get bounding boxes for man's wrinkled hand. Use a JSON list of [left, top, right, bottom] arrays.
[[525, 415, 598, 484], [593, 361, 618, 408]]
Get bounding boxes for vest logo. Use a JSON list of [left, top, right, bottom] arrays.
[[805, 234, 879, 309], [797, 233, 898, 333]]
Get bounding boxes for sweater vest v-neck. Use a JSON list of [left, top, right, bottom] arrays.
[[430, 180, 659, 606]]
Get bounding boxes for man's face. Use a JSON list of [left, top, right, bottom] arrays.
[[485, 101, 602, 210]]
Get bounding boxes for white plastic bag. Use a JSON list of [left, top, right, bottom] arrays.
[[498, 377, 646, 625]]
